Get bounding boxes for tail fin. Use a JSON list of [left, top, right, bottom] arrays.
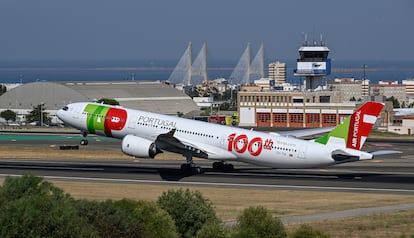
[[315, 102, 384, 150]]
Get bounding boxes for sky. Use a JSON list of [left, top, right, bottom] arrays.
[[0, 0, 413, 62]]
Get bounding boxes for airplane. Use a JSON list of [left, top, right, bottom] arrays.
[[57, 101, 399, 174], [393, 108, 414, 117]]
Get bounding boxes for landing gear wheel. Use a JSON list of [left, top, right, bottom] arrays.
[[225, 163, 234, 171], [212, 161, 223, 170], [80, 139, 89, 146], [212, 162, 233, 172], [192, 166, 202, 174], [181, 163, 202, 175]]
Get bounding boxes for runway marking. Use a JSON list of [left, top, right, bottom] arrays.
[[0, 173, 413, 194], [0, 166, 104, 171], [370, 143, 394, 147], [206, 171, 339, 179]]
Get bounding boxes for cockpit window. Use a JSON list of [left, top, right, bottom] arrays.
[[62, 106, 69, 111]]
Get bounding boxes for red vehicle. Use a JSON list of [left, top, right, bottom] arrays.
[[208, 115, 226, 124]]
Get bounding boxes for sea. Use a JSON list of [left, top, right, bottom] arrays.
[[0, 59, 413, 85]]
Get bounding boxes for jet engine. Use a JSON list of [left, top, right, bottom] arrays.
[[121, 135, 159, 158]]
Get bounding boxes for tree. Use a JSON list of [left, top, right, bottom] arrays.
[[185, 86, 201, 98], [0, 85, 6, 96], [0, 175, 97, 237], [289, 224, 330, 238], [74, 199, 144, 238], [236, 206, 286, 238], [132, 200, 179, 238], [96, 98, 120, 105], [157, 188, 220, 238], [0, 109, 17, 123], [195, 223, 229, 238], [386, 96, 400, 108], [0, 175, 181, 238], [75, 199, 179, 238], [26, 103, 51, 125], [0, 174, 68, 205]]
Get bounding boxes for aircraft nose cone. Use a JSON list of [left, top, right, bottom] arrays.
[[56, 109, 64, 120]]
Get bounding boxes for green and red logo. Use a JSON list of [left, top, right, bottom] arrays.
[[84, 104, 127, 137]]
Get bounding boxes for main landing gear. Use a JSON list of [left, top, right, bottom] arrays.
[[180, 153, 203, 175], [212, 161, 234, 172], [179, 155, 235, 175], [80, 131, 88, 146]]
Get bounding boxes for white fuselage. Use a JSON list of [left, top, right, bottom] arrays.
[[58, 102, 372, 169]]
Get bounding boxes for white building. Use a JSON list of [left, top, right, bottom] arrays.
[[268, 61, 286, 83]]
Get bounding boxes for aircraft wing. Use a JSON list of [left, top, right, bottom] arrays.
[[155, 129, 236, 160], [270, 127, 334, 138]]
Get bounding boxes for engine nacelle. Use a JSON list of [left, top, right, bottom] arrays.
[[121, 135, 158, 158]]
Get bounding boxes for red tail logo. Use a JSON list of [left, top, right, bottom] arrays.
[[346, 102, 383, 150]]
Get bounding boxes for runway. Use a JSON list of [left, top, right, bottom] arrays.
[[0, 132, 414, 195]]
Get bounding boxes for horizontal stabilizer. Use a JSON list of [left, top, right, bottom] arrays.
[[368, 150, 402, 156], [331, 149, 359, 163]]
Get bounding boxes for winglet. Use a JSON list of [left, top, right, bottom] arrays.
[[315, 102, 384, 150]]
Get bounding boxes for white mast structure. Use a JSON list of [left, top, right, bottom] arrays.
[[229, 43, 264, 85], [229, 43, 251, 85], [168, 42, 192, 86], [168, 42, 207, 86], [191, 42, 208, 85], [250, 43, 265, 82]]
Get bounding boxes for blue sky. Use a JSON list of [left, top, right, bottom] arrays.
[[0, 0, 413, 62]]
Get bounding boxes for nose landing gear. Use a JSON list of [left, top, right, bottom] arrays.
[[80, 131, 88, 146]]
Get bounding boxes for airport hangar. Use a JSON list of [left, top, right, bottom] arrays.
[[0, 81, 199, 125]]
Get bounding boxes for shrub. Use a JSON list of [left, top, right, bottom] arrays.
[[157, 188, 219, 238], [236, 206, 286, 238], [196, 222, 229, 238], [289, 224, 330, 238], [0, 175, 96, 237]]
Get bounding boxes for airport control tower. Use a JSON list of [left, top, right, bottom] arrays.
[[294, 37, 331, 90]]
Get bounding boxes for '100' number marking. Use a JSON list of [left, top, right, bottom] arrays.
[[227, 133, 263, 156]]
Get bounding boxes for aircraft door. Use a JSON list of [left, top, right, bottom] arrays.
[[298, 144, 307, 159], [216, 134, 227, 148], [128, 116, 137, 129], [73, 106, 81, 119]]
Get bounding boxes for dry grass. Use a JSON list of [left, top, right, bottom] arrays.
[[285, 210, 414, 238], [0, 146, 183, 160]]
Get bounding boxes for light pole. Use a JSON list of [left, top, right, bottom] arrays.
[[40, 102, 44, 127], [362, 64, 367, 80]]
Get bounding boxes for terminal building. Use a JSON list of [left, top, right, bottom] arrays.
[[237, 90, 392, 128], [238, 90, 352, 128]]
